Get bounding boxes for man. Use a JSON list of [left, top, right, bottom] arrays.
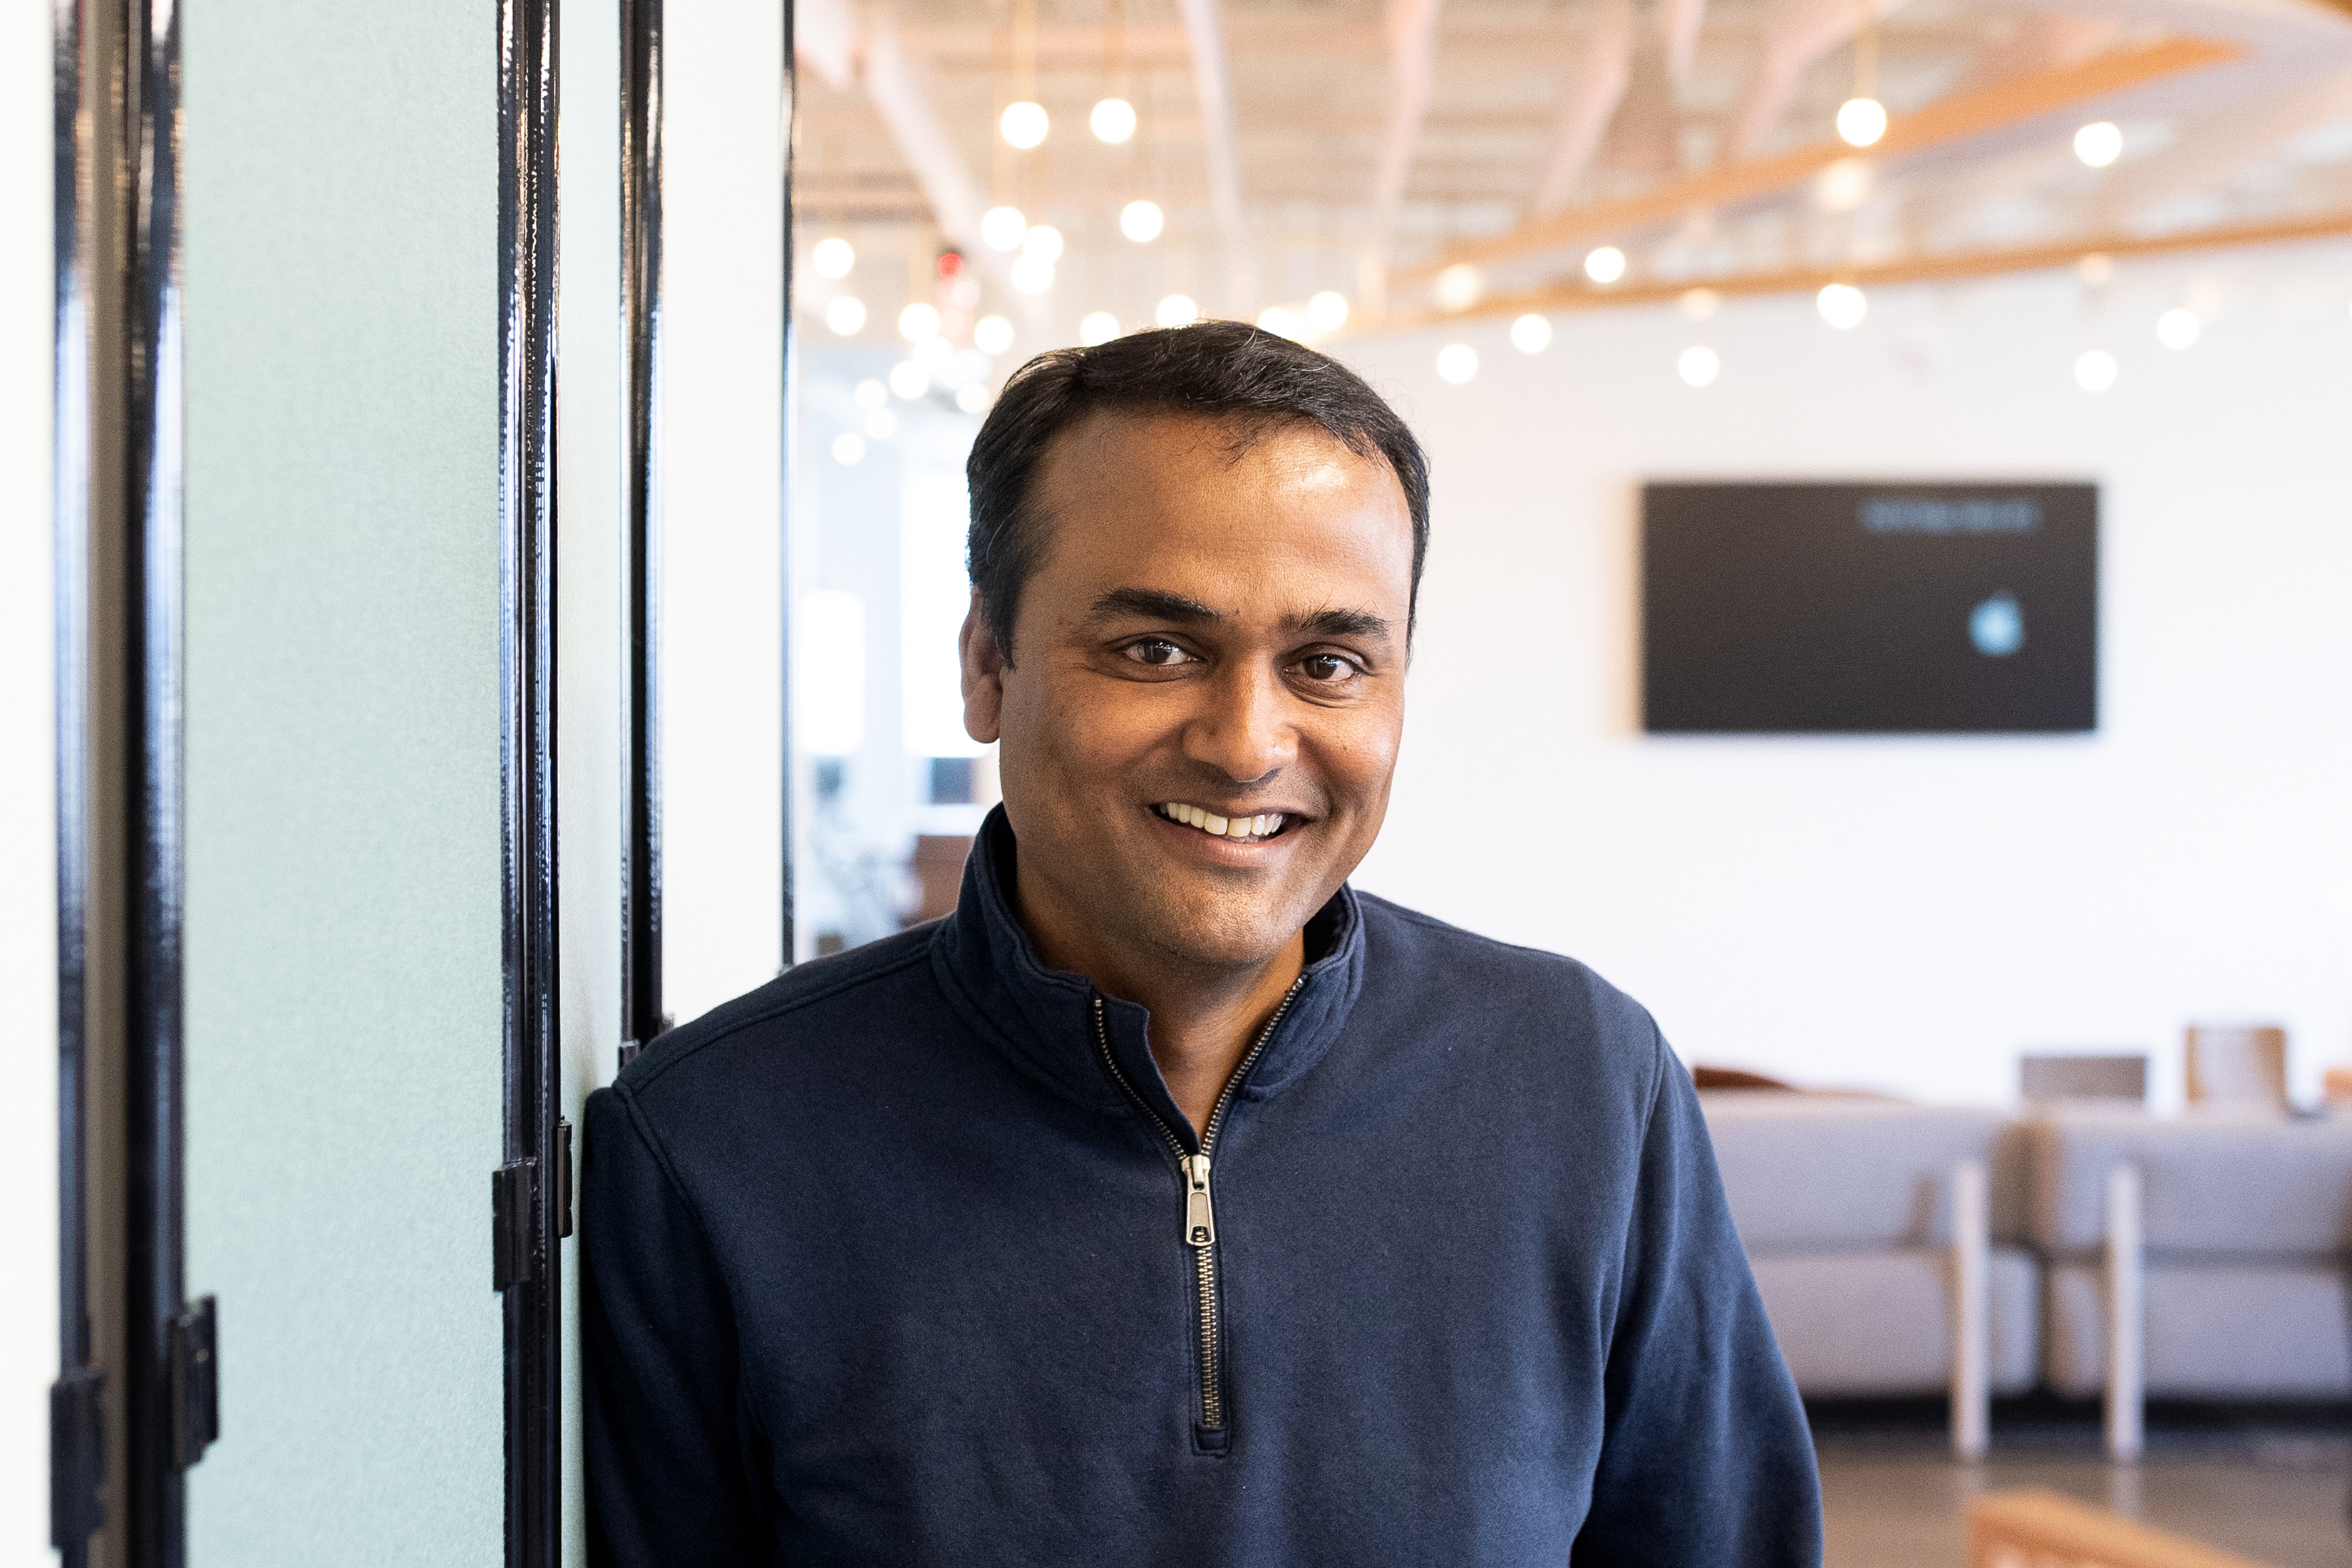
[[583, 321, 1821, 1565]]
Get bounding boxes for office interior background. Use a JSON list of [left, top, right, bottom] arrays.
[[4, 0, 2351, 1559]]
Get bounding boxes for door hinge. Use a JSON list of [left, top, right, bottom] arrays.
[[167, 1296, 220, 1472], [492, 1120, 575, 1288], [492, 1158, 539, 1290], [49, 1363, 105, 1549]]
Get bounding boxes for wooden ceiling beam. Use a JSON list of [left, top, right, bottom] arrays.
[[1360, 207, 2352, 332], [1390, 33, 2242, 287]]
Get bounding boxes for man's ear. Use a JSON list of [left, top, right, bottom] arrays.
[[960, 591, 1006, 744]]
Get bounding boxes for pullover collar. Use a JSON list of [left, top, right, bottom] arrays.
[[929, 806, 1366, 1137]]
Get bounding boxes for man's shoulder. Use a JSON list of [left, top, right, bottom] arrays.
[[613, 923, 941, 1097], [1348, 889, 1664, 1070]]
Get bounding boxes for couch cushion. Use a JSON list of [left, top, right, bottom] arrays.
[[2043, 1260, 2352, 1398], [2027, 1108, 2352, 1256], [1749, 1247, 2038, 1397], [1700, 1093, 2031, 1247]]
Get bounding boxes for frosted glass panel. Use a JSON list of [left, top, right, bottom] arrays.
[[182, 1, 502, 1556]]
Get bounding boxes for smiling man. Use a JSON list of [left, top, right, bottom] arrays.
[[582, 322, 1821, 1567]]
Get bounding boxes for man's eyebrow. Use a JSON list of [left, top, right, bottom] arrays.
[[1291, 607, 1391, 641], [1084, 587, 1223, 624]]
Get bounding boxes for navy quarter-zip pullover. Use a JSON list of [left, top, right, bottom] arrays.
[[582, 809, 1821, 1566]]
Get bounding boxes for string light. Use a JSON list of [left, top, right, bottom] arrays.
[[1081, 311, 1121, 346], [1435, 264, 1482, 312], [981, 206, 1028, 252], [1435, 344, 1477, 384], [1090, 98, 1137, 143], [854, 378, 889, 410], [1510, 314, 1551, 354], [824, 296, 867, 335], [1120, 200, 1164, 242], [1257, 306, 1301, 339], [812, 237, 855, 279], [1155, 294, 1200, 328], [974, 315, 1015, 355], [1001, 100, 1049, 150], [2157, 309, 2199, 350], [864, 408, 898, 440], [1021, 225, 1064, 262], [1681, 288, 1720, 321], [2075, 349, 2117, 391], [888, 361, 929, 400], [1817, 283, 1867, 329], [2074, 122, 2122, 167], [1306, 292, 1350, 333], [831, 432, 867, 465], [1836, 98, 1886, 148], [956, 383, 991, 414], [1584, 247, 1626, 284], [1678, 346, 1721, 386], [899, 302, 942, 341], [1011, 255, 1056, 295]]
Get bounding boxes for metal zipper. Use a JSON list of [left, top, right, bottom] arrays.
[[1092, 976, 1306, 1440]]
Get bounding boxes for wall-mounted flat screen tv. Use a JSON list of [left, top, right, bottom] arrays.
[[1642, 481, 2098, 733]]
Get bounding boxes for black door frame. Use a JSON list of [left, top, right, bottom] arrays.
[[53, 0, 216, 1563]]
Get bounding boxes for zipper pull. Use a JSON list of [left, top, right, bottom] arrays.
[[1183, 1153, 1216, 1247]]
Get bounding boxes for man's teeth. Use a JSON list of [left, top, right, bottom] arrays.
[[1160, 803, 1286, 841]]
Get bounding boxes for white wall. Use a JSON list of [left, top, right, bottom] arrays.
[[0, 0, 57, 1552], [1342, 252, 2352, 1111]]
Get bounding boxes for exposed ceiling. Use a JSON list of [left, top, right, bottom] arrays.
[[790, 0, 2352, 351]]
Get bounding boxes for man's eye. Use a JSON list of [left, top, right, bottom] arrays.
[[1299, 654, 1356, 682], [1125, 639, 1191, 667]]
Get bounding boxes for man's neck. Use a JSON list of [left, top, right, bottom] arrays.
[[1016, 886, 1306, 1140]]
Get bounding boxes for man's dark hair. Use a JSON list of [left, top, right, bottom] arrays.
[[965, 320, 1430, 660]]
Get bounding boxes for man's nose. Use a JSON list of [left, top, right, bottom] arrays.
[[1181, 659, 1295, 785]]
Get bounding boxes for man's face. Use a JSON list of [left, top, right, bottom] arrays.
[[962, 410, 1414, 976]]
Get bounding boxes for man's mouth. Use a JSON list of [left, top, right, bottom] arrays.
[[1154, 802, 1293, 844]]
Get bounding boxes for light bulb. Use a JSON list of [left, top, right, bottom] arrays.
[[973, 315, 1015, 356], [1256, 306, 1300, 339], [1021, 225, 1064, 263], [2075, 349, 2117, 392], [831, 431, 867, 466], [853, 377, 888, 411], [1155, 294, 1200, 329], [1815, 156, 1872, 214], [1435, 343, 1477, 384], [812, 237, 855, 279], [1090, 98, 1137, 143], [1817, 282, 1867, 330], [1680, 287, 1720, 321], [1306, 291, 1350, 333], [864, 408, 898, 440], [949, 277, 981, 311], [914, 334, 954, 371], [1000, 100, 1049, 150], [2074, 121, 2122, 168], [1080, 311, 1121, 346], [887, 361, 929, 401], [1510, 314, 1551, 354], [2157, 308, 2199, 351], [1835, 96, 1887, 148], [1120, 200, 1164, 243], [980, 206, 1027, 252], [1678, 345, 1720, 386], [824, 296, 867, 336], [956, 383, 991, 415], [1435, 263, 1482, 312], [1584, 246, 1626, 284], [899, 302, 942, 342]]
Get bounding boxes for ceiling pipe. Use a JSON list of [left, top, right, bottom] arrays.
[[1533, 0, 1636, 216], [1175, 0, 1257, 309]]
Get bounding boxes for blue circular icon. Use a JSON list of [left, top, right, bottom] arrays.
[[1970, 591, 2024, 657]]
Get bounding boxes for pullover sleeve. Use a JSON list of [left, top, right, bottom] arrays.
[[1570, 1031, 1822, 1568], [581, 1083, 769, 1566]]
